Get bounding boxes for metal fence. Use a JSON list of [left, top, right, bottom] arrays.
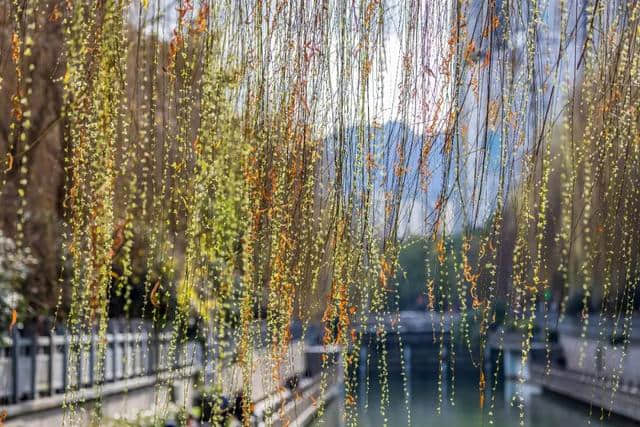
[[0, 328, 202, 404]]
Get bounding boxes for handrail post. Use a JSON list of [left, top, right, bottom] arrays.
[[48, 332, 55, 395], [62, 333, 69, 393], [89, 330, 95, 386], [30, 333, 37, 399], [154, 331, 160, 372], [77, 335, 82, 389], [112, 330, 118, 381], [125, 331, 131, 379], [11, 328, 19, 403], [126, 330, 131, 378], [146, 329, 153, 375]]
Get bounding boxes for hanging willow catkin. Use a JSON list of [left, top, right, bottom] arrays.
[[1, 0, 640, 426]]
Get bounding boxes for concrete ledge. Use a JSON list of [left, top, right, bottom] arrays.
[[295, 383, 339, 427], [530, 364, 640, 422], [4, 366, 197, 420], [257, 375, 340, 427]]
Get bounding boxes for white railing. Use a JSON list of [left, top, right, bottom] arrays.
[[0, 328, 202, 404]]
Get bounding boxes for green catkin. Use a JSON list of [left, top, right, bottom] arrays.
[[3, 1, 640, 426]]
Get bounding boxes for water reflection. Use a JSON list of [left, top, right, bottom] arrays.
[[312, 345, 637, 427]]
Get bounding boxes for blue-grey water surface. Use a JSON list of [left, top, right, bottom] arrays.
[[312, 348, 637, 426]]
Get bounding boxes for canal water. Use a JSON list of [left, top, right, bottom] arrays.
[[311, 344, 638, 427]]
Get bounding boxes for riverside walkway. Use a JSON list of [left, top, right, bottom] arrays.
[[487, 317, 640, 423]]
